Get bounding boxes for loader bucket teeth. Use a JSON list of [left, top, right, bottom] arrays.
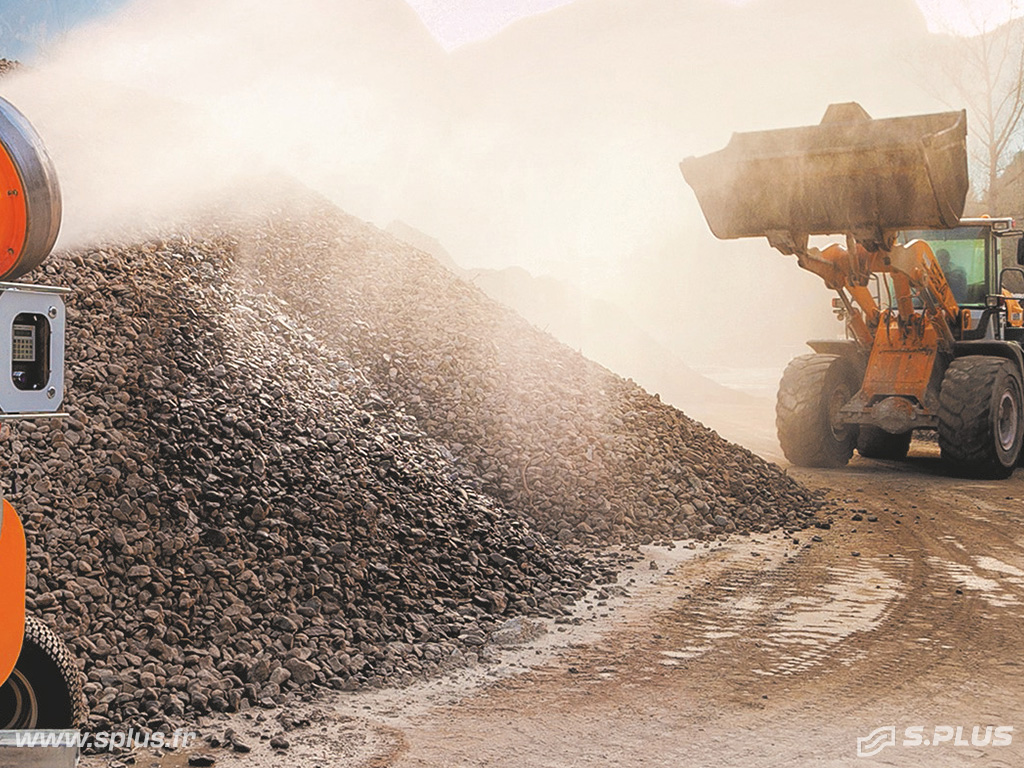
[[680, 103, 968, 247]]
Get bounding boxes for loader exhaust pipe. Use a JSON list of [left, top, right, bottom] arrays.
[[680, 102, 969, 252]]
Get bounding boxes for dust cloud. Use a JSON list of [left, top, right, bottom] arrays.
[[0, 0, 971, 429], [1, 0, 446, 245]]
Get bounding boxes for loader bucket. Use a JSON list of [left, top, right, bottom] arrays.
[[680, 102, 968, 248]]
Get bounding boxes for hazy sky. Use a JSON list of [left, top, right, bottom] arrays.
[[0, 0, 1021, 61], [404, 0, 576, 49], [915, 0, 1024, 33], [404, 0, 1024, 47]]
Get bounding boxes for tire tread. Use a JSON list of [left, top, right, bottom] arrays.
[[13, 615, 85, 728], [776, 354, 857, 467], [938, 356, 1023, 478]]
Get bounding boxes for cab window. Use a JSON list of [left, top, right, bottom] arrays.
[[901, 227, 987, 305]]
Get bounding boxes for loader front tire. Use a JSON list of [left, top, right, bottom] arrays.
[[938, 356, 1024, 479], [857, 426, 912, 461], [0, 615, 84, 729], [777, 354, 859, 468]]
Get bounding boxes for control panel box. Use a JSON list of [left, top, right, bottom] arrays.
[[0, 284, 66, 417]]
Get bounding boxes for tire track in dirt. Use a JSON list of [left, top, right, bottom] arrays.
[[374, 453, 1024, 767]]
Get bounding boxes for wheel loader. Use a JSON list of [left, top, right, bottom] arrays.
[[682, 102, 1024, 478], [0, 95, 83, 732]]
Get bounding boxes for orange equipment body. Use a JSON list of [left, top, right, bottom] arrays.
[[862, 317, 941, 405], [0, 499, 26, 687], [0, 95, 65, 702], [1003, 290, 1024, 328], [0, 143, 28, 277], [0, 96, 62, 282], [795, 237, 960, 416]]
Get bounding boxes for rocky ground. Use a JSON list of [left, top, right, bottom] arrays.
[[4, 186, 824, 739]]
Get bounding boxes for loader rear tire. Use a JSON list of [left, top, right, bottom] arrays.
[[857, 426, 912, 461], [938, 356, 1024, 479], [777, 354, 859, 468], [0, 615, 84, 729]]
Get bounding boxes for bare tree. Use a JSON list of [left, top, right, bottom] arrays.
[[923, 3, 1024, 212]]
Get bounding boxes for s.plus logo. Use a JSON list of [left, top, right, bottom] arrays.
[[857, 725, 1013, 758]]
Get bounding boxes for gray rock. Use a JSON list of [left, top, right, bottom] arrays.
[[489, 617, 547, 647], [283, 658, 317, 686]]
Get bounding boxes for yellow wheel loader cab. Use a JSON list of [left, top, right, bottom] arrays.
[[0, 500, 26, 688]]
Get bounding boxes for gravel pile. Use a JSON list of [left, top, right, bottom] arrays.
[[9, 226, 606, 733], [4, 187, 820, 735], [237, 196, 822, 545]]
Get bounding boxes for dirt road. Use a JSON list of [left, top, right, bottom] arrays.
[[91, 442, 1024, 767], [356, 456, 1023, 767]]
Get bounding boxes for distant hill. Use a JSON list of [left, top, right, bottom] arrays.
[[462, 265, 744, 406], [386, 220, 785, 456], [387, 220, 462, 273]]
